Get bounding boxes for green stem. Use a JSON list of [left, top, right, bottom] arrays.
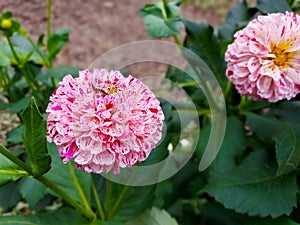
[[68, 163, 93, 213], [173, 34, 183, 47], [6, 36, 20, 64], [27, 36, 50, 68], [92, 179, 106, 221], [105, 178, 112, 218], [47, 0, 52, 40], [36, 175, 96, 221], [0, 145, 96, 221], [107, 171, 136, 220], [0, 145, 33, 175], [107, 184, 129, 220]]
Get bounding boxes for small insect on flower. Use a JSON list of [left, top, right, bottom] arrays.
[[225, 12, 300, 102], [46, 68, 164, 174]]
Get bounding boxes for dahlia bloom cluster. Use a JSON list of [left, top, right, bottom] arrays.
[[46, 69, 164, 174], [225, 12, 300, 102]]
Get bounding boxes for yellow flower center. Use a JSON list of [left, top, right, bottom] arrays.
[[107, 87, 117, 94], [270, 41, 295, 68]]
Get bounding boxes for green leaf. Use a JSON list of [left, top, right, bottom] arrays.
[[19, 177, 47, 207], [6, 125, 23, 146], [274, 101, 300, 134], [47, 28, 69, 61], [127, 207, 179, 225], [112, 184, 156, 221], [274, 125, 300, 176], [36, 65, 81, 86], [0, 53, 10, 66], [245, 217, 300, 225], [183, 20, 226, 87], [0, 182, 21, 212], [140, 1, 183, 38], [0, 145, 27, 187], [0, 207, 90, 225], [246, 112, 284, 141], [218, 1, 253, 41], [209, 117, 246, 173], [45, 144, 91, 206], [202, 201, 250, 225], [21, 97, 51, 176], [205, 150, 298, 218], [257, 0, 291, 13]]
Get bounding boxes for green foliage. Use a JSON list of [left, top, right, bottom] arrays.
[[127, 207, 179, 225], [205, 150, 298, 218], [0, 207, 90, 225], [183, 20, 227, 88], [45, 144, 91, 206], [257, 0, 291, 13], [0, 146, 26, 186], [47, 28, 69, 62], [140, 1, 184, 38], [21, 98, 51, 176]]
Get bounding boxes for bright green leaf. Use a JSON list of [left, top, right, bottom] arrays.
[[21, 97, 51, 176], [47, 28, 69, 61], [140, 1, 183, 38], [0, 53, 10, 66], [127, 207, 179, 225], [257, 0, 291, 13], [274, 125, 300, 176], [45, 144, 91, 206], [205, 150, 298, 218], [0, 145, 27, 187]]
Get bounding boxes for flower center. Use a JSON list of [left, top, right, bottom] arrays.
[[270, 41, 295, 68]]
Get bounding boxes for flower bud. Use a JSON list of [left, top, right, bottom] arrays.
[[1, 19, 12, 29]]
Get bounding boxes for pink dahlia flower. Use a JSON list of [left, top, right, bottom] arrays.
[[225, 12, 300, 102], [46, 69, 164, 174]]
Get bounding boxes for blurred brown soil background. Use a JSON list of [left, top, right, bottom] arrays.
[[0, 0, 241, 144]]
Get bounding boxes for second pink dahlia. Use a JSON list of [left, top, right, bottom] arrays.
[[225, 12, 300, 102], [46, 69, 164, 174]]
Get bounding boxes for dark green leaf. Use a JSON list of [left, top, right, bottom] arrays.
[[6, 125, 23, 146], [127, 207, 179, 225], [274, 125, 300, 176], [45, 143, 91, 206], [257, 0, 291, 13], [0, 207, 90, 225], [110, 183, 155, 221], [0, 145, 26, 187], [19, 177, 47, 207], [205, 150, 298, 218], [183, 20, 226, 87], [2, 11, 12, 19], [246, 112, 284, 141], [0, 182, 21, 212], [47, 28, 69, 61], [21, 97, 51, 175], [245, 217, 300, 225], [210, 117, 246, 173], [140, 1, 183, 38], [202, 201, 250, 225], [218, 1, 253, 41], [274, 101, 300, 134]]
